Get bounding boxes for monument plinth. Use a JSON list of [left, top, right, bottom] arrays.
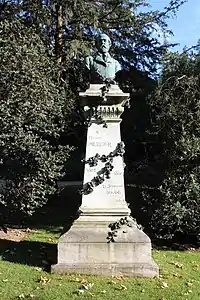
[[52, 84, 159, 277]]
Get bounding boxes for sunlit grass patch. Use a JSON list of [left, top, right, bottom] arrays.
[[0, 228, 200, 300]]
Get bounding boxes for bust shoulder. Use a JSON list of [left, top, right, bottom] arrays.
[[85, 56, 94, 70], [113, 58, 121, 73]]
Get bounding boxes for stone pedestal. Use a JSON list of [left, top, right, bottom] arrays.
[[52, 84, 159, 277]]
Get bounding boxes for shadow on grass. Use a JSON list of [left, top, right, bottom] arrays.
[[0, 185, 82, 270], [0, 239, 57, 271]]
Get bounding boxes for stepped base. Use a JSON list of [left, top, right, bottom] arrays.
[[51, 219, 159, 278], [52, 262, 158, 277]]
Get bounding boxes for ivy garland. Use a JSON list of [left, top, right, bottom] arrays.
[[79, 142, 125, 195], [84, 106, 107, 128], [107, 216, 143, 243], [80, 82, 142, 242], [100, 79, 113, 102], [84, 80, 116, 127]]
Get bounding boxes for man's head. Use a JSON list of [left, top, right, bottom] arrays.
[[96, 33, 111, 54]]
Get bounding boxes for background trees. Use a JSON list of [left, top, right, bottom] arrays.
[[2, 0, 199, 243], [0, 19, 73, 222], [127, 49, 200, 242], [0, 0, 185, 71]]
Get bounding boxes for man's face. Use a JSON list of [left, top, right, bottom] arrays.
[[97, 35, 111, 54]]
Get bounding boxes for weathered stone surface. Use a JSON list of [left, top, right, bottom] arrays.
[[52, 221, 158, 277], [52, 262, 158, 277], [52, 84, 159, 278], [79, 84, 129, 105], [81, 121, 130, 216]]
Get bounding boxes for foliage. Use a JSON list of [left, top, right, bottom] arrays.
[[0, 0, 186, 77], [80, 142, 125, 195], [130, 50, 200, 240], [0, 0, 190, 232], [0, 19, 73, 221]]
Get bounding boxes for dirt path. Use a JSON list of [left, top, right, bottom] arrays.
[[0, 228, 30, 242]]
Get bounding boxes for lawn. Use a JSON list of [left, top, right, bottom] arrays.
[[0, 227, 200, 300]]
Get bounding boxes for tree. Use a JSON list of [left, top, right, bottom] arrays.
[[0, 0, 187, 227], [0, 19, 74, 223], [131, 49, 200, 241], [0, 0, 186, 75]]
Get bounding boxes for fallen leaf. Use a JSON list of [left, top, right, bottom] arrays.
[[18, 294, 25, 299], [82, 285, 89, 290], [76, 289, 84, 295], [188, 248, 196, 252], [2, 279, 8, 282], [186, 282, 193, 287], [82, 282, 94, 290], [81, 279, 87, 284], [116, 284, 127, 291], [39, 276, 51, 284], [173, 273, 183, 278], [101, 290, 106, 294], [40, 246, 46, 250], [160, 282, 168, 289], [192, 265, 200, 271], [29, 294, 35, 298], [115, 275, 124, 281], [111, 280, 117, 284], [42, 260, 49, 266], [34, 267, 42, 272], [5, 249, 16, 256], [172, 262, 184, 269]]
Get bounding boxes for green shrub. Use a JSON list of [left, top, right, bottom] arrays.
[[139, 52, 200, 241], [0, 20, 74, 221]]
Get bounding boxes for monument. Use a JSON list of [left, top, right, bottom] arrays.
[[52, 33, 159, 277], [85, 33, 121, 84]]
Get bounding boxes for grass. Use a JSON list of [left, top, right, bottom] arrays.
[[0, 228, 200, 300]]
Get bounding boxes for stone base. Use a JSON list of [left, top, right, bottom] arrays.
[[52, 262, 158, 277], [51, 219, 159, 278], [79, 84, 129, 105]]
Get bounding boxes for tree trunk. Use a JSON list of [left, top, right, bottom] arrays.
[[55, 4, 63, 63]]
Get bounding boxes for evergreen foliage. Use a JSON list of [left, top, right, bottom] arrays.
[[1, 0, 195, 242], [130, 50, 200, 241], [0, 19, 73, 221], [0, 0, 186, 76]]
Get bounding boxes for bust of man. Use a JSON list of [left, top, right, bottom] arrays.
[[85, 33, 121, 84]]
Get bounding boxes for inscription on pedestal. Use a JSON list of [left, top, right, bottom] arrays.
[[81, 122, 127, 210]]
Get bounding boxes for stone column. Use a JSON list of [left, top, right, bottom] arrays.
[[52, 84, 159, 277], [80, 102, 130, 221]]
